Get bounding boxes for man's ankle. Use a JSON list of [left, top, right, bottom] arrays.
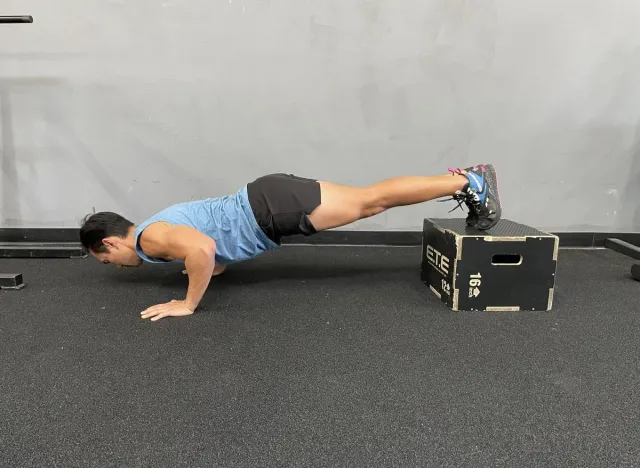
[[452, 174, 468, 191]]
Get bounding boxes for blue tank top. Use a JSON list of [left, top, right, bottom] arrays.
[[133, 186, 279, 265]]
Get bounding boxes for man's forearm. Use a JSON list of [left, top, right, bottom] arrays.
[[183, 249, 216, 310]]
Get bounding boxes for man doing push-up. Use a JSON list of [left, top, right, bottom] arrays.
[[79, 164, 501, 321]]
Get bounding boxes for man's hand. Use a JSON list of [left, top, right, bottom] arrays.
[[141, 299, 194, 321]]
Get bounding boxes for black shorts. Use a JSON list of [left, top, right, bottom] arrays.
[[247, 173, 321, 244]]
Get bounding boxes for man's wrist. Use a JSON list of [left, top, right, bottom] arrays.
[[184, 299, 198, 311]]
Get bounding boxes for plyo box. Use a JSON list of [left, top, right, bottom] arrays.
[[421, 218, 559, 312]]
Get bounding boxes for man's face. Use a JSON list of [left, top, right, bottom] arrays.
[[90, 239, 143, 268]]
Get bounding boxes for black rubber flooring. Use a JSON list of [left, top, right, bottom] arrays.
[[1, 246, 639, 467]]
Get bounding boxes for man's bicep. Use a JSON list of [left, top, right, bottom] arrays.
[[165, 225, 216, 260]]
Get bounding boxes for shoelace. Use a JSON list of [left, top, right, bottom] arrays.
[[439, 190, 481, 213]]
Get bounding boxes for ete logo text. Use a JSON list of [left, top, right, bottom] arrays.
[[426, 245, 450, 276]]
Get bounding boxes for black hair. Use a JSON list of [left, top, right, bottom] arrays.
[[79, 212, 134, 253]]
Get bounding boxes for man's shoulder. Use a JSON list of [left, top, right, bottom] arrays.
[[137, 222, 176, 259]]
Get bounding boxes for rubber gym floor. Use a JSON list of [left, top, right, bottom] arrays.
[[1, 245, 638, 467]]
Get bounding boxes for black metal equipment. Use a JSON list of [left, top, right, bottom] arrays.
[[1, 14, 33, 290], [605, 238, 640, 281], [0, 16, 33, 24], [0, 273, 25, 290]]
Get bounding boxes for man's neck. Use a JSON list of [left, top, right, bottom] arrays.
[[124, 226, 138, 250]]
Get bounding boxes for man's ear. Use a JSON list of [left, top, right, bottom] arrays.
[[102, 237, 118, 248]]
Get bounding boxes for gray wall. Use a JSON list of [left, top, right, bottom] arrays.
[[1, 0, 639, 232]]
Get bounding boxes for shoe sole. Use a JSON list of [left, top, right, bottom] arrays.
[[478, 164, 502, 230], [485, 164, 501, 206]]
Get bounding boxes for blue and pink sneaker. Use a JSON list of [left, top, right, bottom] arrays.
[[448, 164, 502, 230]]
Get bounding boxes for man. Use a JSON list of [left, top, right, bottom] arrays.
[[80, 164, 501, 321]]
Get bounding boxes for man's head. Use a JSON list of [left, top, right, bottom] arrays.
[[80, 212, 143, 267]]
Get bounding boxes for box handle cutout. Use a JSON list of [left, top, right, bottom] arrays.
[[492, 254, 522, 265]]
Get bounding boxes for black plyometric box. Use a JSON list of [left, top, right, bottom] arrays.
[[421, 219, 559, 312]]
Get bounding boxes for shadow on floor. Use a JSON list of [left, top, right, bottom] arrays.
[[102, 261, 419, 287]]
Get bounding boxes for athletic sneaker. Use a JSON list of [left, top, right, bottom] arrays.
[[447, 164, 502, 230]]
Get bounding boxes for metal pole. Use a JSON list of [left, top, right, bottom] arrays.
[[0, 16, 33, 24]]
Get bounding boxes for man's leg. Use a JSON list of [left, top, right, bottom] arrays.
[[308, 164, 501, 231], [307, 174, 466, 231]]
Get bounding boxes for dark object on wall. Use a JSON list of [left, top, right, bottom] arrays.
[[0, 16, 33, 23]]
